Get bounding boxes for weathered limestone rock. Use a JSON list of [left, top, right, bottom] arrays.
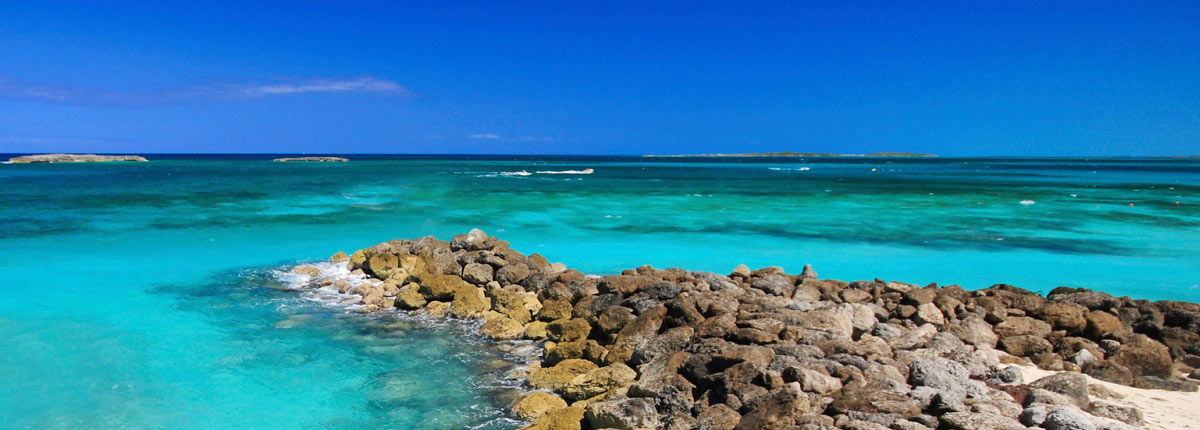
[[585, 397, 660, 430], [292, 265, 321, 277], [528, 359, 599, 391], [480, 317, 525, 339], [547, 318, 592, 342], [564, 363, 637, 401], [1110, 334, 1174, 378], [512, 392, 568, 420], [462, 262, 494, 285], [329, 251, 349, 263], [519, 406, 585, 430]]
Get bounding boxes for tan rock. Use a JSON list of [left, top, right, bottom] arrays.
[[528, 359, 599, 391], [449, 285, 491, 318], [480, 317, 525, 339], [524, 321, 549, 339], [292, 265, 321, 277], [546, 318, 591, 342], [423, 301, 450, 318], [518, 406, 584, 430], [511, 392, 568, 421], [395, 283, 426, 309], [329, 251, 349, 263], [538, 299, 572, 322], [563, 363, 637, 401]]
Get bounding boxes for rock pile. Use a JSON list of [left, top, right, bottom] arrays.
[[292, 230, 1199, 430]]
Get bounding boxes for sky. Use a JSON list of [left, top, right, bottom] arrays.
[[1, 1, 1198, 156]]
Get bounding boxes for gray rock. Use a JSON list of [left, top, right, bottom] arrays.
[[800, 264, 817, 279], [938, 412, 1026, 430], [1030, 372, 1090, 407], [1020, 405, 1050, 426], [461, 262, 494, 285], [987, 365, 1023, 385], [1086, 401, 1142, 426], [1043, 406, 1096, 430], [586, 397, 661, 430], [908, 358, 969, 391]]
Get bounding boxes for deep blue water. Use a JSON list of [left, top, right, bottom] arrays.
[[1, 154, 1197, 429]]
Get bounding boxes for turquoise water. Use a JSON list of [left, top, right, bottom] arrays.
[[1, 155, 1197, 428]]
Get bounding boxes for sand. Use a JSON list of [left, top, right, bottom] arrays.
[[1020, 366, 1200, 430]]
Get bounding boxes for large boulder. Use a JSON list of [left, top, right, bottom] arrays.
[[734, 383, 813, 430], [585, 397, 660, 430], [518, 406, 585, 430], [511, 392, 568, 420], [1040, 302, 1089, 334], [461, 262, 494, 285], [528, 359, 599, 391], [1110, 334, 1174, 378], [564, 363, 637, 401], [1029, 372, 1090, 408]]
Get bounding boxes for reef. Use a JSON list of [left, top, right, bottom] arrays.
[[271, 157, 349, 162], [289, 230, 1199, 430], [7, 153, 148, 163]]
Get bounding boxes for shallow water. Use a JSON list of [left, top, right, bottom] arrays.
[[1, 155, 1197, 428]]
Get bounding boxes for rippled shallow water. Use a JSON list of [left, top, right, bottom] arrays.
[[0, 155, 1197, 428]]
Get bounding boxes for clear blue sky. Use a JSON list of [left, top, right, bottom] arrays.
[[2, 1, 1198, 155]]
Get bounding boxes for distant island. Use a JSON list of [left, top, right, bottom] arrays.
[[7, 153, 148, 164], [272, 157, 349, 162], [644, 151, 936, 158]]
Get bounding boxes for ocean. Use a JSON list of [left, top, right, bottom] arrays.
[[1, 155, 1197, 429]]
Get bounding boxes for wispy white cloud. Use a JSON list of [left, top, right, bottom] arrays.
[[468, 133, 558, 142], [0, 76, 410, 106]]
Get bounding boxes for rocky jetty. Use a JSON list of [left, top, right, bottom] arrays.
[[293, 230, 1199, 430], [7, 153, 148, 163], [272, 156, 348, 162]]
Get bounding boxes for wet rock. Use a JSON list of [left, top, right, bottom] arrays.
[[480, 317, 525, 339], [292, 265, 321, 277], [449, 285, 490, 318], [329, 251, 349, 263]]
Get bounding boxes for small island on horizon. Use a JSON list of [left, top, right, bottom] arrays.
[[644, 151, 937, 158]]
